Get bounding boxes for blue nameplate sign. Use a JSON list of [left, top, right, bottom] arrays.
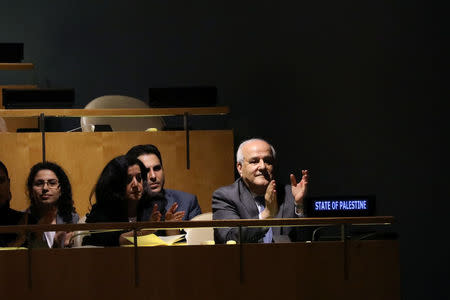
[[305, 195, 375, 217]]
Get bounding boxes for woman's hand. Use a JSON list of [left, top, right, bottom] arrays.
[[53, 231, 75, 248]]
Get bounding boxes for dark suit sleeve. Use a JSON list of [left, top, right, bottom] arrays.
[[165, 189, 202, 221], [186, 195, 202, 220], [212, 188, 268, 244], [0, 209, 25, 247]]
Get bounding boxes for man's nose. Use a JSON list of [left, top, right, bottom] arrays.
[[257, 159, 266, 169], [149, 169, 156, 180]]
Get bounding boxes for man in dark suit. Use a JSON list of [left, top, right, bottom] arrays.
[[126, 145, 202, 227], [213, 138, 310, 244]]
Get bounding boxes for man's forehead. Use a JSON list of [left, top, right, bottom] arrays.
[[138, 154, 162, 167], [243, 141, 273, 157], [246, 152, 273, 160]]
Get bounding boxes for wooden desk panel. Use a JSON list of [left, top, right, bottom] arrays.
[[347, 240, 401, 299], [0, 241, 400, 300], [0, 249, 28, 294]]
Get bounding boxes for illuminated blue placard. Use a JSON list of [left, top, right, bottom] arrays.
[[314, 200, 367, 211], [306, 196, 375, 217]]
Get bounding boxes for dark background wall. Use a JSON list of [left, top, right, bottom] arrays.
[[1, 1, 442, 298]]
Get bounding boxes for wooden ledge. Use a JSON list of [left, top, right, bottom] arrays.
[[0, 63, 34, 70], [0, 216, 395, 233], [0, 106, 230, 118]]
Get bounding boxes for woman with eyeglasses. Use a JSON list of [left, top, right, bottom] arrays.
[[26, 161, 79, 248], [83, 155, 160, 247]]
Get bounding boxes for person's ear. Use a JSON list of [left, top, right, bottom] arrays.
[[236, 162, 243, 177]]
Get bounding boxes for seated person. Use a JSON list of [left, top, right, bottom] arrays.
[[127, 144, 202, 224], [83, 155, 183, 247], [213, 138, 311, 244], [0, 160, 27, 247], [26, 161, 79, 248]]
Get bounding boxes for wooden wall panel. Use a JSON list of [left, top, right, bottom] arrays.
[[1, 117, 38, 132], [2, 130, 235, 217], [0, 133, 42, 210], [188, 131, 235, 209]]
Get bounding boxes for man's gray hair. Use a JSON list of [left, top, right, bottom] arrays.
[[236, 138, 276, 164]]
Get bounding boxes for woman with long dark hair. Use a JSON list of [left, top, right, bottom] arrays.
[[83, 155, 160, 246], [26, 161, 79, 248]]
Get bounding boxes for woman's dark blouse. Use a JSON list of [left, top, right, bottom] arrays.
[[0, 205, 25, 247]]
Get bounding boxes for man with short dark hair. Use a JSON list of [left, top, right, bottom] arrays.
[[126, 145, 201, 224], [212, 138, 310, 244]]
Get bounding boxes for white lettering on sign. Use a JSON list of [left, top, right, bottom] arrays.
[[314, 200, 368, 211], [338, 200, 367, 210], [314, 201, 332, 210]]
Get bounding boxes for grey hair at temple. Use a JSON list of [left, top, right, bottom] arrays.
[[236, 138, 276, 164]]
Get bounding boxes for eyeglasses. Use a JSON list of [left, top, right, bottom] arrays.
[[127, 173, 142, 184], [33, 179, 60, 189]]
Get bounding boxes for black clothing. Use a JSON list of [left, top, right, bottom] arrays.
[[0, 205, 25, 247]]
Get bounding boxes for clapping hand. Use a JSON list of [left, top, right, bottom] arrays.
[[290, 170, 309, 206], [261, 180, 278, 219], [164, 202, 185, 236], [165, 202, 185, 221], [134, 204, 162, 237], [150, 203, 162, 222], [54, 231, 74, 248]]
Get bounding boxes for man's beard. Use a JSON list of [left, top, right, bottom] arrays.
[[144, 184, 165, 200], [141, 184, 167, 216]]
